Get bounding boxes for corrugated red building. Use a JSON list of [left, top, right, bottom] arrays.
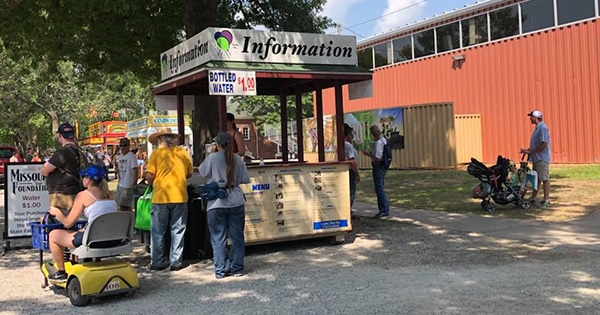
[[322, 0, 600, 164]]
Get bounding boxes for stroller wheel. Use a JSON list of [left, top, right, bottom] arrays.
[[520, 200, 531, 209], [486, 204, 497, 213], [480, 200, 490, 210]]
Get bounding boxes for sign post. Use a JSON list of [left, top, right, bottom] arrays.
[[3, 163, 48, 253]]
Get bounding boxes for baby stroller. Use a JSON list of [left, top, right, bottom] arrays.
[[467, 155, 531, 213]]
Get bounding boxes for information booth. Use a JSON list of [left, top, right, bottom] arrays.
[[153, 28, 372, 246]]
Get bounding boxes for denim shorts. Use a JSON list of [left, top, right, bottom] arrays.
[[72, 231, 84, 247]]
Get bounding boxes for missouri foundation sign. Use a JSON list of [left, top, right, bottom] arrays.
[[160, 28, 358, 81]]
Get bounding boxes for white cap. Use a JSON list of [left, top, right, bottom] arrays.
[[528, 110, 543, 118]]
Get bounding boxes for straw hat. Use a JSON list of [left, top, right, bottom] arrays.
[[148, 127, 179, 145]]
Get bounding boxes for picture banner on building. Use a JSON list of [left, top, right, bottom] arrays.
[[345, 108, 404, 151], [303, 115, 337, 153], [302, 107, 404, 153]]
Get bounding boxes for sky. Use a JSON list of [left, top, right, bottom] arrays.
[[322, 0, 482, 40]]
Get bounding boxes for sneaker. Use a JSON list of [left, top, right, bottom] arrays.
[[226, 272, 244, 277], [373, 212, 389, 219], [528, 198, 536, 205], [540, 200, 550, 208], [148, 263, 169, 271], [170, 263, 188, 271], [49, 270, 67, 282]]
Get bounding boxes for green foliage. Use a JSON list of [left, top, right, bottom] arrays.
[[232, 94, 314, 134]]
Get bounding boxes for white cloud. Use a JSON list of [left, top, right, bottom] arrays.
[[322, 0, 367, 30], [373, 0, 426, 35]]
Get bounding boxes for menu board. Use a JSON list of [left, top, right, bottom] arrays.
[[241, 163, 351, 243]]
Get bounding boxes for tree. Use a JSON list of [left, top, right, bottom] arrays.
[[0, 0, 332, 162]]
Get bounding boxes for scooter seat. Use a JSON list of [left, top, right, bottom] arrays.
[[71, 212, 134, 259]]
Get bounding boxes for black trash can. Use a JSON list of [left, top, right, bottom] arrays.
[[183, 184, 213, 260]]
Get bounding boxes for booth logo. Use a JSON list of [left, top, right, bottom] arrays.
[[161, 54, 168, 72], [214, 30, 236, 56]]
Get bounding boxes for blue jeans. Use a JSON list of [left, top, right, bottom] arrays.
[[207, 205, 245, 278], [151, 203, 188, 267], [372, 163, 389, 214]]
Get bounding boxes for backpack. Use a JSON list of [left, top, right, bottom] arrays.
[[381, 140, 393, 170], [64, 144, 90, 174]]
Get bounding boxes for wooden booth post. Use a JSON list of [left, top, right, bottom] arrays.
[[280, 90, 288, 162], [295, 90, 304, 162], [335, 82, 346, 161]]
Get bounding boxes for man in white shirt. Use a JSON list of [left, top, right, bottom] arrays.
[[115, 138, 139, 211]]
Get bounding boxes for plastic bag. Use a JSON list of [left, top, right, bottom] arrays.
[[135, 186, 152, 231]]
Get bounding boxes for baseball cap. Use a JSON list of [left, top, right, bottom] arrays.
[[78, 165, 106, 182], [215, 132, 232, 146], [119, 138, 130, 146], [57, 123, 75, 139], [528, 110, 543, 118]]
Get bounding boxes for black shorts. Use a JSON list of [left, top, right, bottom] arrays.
[[72, 231, 84, 247]]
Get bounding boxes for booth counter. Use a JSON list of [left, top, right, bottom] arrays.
[[184, 161, 351, 258], [242, 162, 351, 244]]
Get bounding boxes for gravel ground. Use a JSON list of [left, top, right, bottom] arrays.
[[1, 217, 599, 314]]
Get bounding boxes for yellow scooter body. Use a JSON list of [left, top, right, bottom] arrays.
[[42, 259, 139, 297]]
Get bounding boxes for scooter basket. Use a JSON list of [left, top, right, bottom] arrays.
[[30, 221, 87, 250]]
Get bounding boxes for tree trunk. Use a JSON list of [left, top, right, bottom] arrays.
[[183, 0, 222, 165]]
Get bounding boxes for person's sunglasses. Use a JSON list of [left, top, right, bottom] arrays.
[[119, 144, 129, 147]]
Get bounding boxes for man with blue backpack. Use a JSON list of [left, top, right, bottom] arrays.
[[363, 125, 391, 218]]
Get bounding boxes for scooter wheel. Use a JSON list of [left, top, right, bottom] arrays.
[[68, 277, 91, 307]]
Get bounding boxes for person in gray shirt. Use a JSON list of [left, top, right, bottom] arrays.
[[520, 110, 551, 208], [199, 132, 250, 279]]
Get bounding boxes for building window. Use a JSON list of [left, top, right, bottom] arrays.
[[414, 29, 434, 58], [461, 14, 488, 47], [557, 0, 595, 25], [436, 22, 460, 53], [392, 35, 412, 62], [242, 126, 250, 140], [374, 42, 392, 67], [489, 5, 520, 41], [521, 0, 555, 33], [357, 47, 373, 69]]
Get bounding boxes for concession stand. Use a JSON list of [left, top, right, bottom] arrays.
[[125, 112, 193, 157], [152, 27, 372, 247], [79, 121, 127, 154]]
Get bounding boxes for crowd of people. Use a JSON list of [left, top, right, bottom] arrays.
[[38, 109, 552, 282]]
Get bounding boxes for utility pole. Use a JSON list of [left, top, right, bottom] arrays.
[[336, 23, 341, 35]]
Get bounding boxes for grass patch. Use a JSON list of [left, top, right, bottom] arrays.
[[355, 165, 600, 221]]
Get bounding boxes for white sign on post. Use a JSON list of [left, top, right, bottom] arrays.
[[3, 163, 49, 238], [208, 70, 257, 96]]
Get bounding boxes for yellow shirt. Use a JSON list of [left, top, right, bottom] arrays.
[[146, 146, 193, 204]]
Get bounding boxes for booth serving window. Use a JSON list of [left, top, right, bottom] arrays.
[[461, 14, 488, 47], [557, 0, 595, 25], [521, 0, 555, 33]]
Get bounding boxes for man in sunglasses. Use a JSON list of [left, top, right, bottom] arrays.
[[115, 138, 139, 212]]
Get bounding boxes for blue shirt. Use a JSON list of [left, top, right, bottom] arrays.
[[529, 121, 551, 163]]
